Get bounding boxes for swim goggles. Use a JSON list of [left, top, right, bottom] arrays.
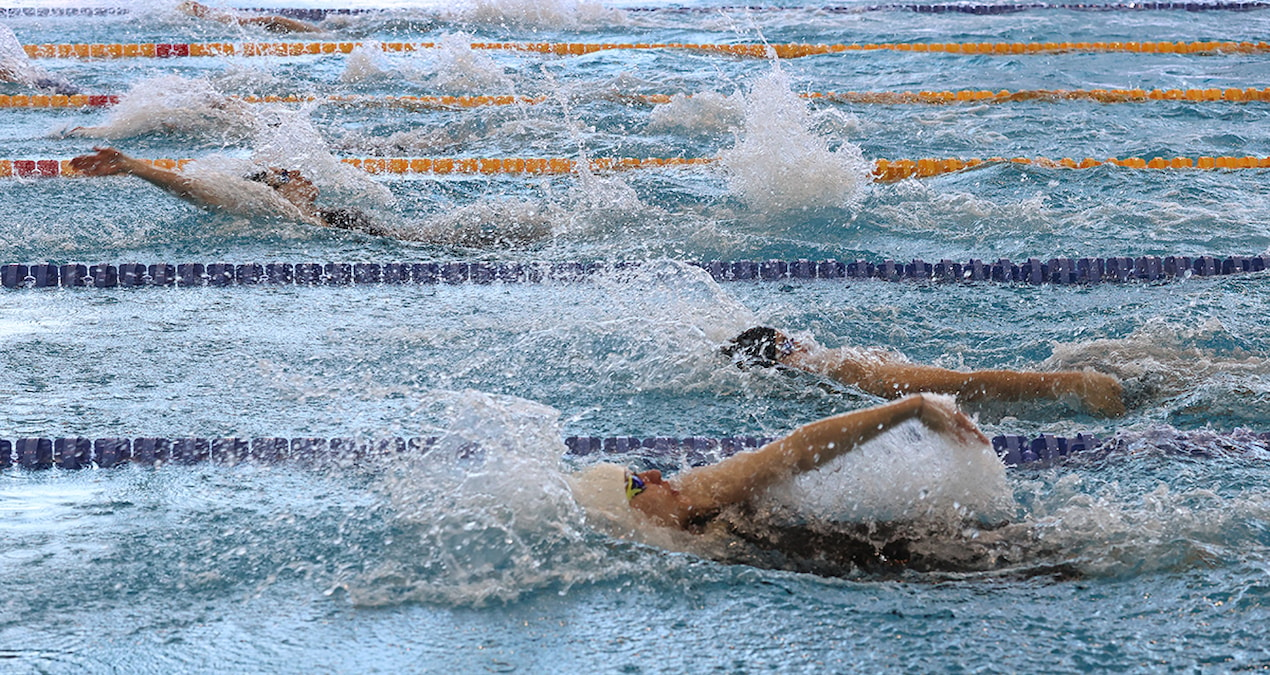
[[624, 470, 646, 500], [777, 338, 796, 357], [247, 168, 298, 187]]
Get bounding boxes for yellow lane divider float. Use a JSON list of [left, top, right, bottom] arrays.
[[0, 93, 549, 109], [3, 156, 1267, 182], [21, 40, 1270, 60], [2, 88, 1268, 110]]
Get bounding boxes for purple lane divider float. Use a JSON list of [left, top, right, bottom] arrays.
[[5, 432, 1262, 471], [9, 256, 1266, 289]]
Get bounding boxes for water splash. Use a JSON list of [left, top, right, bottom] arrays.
[[428, 32, 514, 94], [448, 0, 628, 30], [340, 34, 514, 94], [59, 75, 256, 143], [720, 68, 871, 213], [761, 417, 1013, 526], [345, 391, 620, 606], [405, 198, 554, 247], [648, 92, 744, 134], [0, 22, 76, 95], [251, 109, 396, 208], [1010, 458, 1270, 576], [1043, 317, 1270, 411], [339, 40, 391, 84]]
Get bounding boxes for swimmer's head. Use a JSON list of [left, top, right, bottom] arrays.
[[248, 166, 320, 207], [721, 326, 794, 369]]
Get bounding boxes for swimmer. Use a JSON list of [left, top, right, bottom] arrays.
[[69, 146, 387, 237], [178, 1, 324, 35], [618, 394, 987, 531], [68, 146, 552, 246], [723, 326, 1125, 417]]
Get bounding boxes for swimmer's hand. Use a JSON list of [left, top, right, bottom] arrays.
[[1076, 371, 1126, 417], [69, 147, 132, 177], [914, 394, 990, 446]]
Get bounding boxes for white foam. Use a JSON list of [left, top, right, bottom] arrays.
[[1043, 317, 1270, 402], [0, 22, 73, 93], [351, 391, 607, 606], [873, 179, 1055, 236], [403, 198, 554, 246], [755, 417, 1014, 526], [250, 109, 396, 207], [61, 75, 256, 142], [447, 0, 628, 30], [339, 40, 390, 84], [648, 92, 745, 134], [720, 68, 871, 213], [427, 32, 514, 94], [340, 34, 513, 93]]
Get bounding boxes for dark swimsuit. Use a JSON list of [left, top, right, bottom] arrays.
[[319, 208, 390, 237]]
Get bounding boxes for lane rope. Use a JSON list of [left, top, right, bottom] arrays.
[[3, 255, 1267, 289], [620, 1, 1270, 11], [3, 88, 1268, 110], [2, 3, 1266, 19], [21, 39, 1270, 60], [3, 155, 1269, 182], [0, 432, 1264, 470]]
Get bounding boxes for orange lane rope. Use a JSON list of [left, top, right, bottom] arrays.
[[21, 40, 1270, 60], [3, 88, 1268, 110], [4, 156, 1268, 182]]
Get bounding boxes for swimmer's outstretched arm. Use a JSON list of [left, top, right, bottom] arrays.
[[68, 146, 277, 219], [665, 395, 987, 522], [179, 1, 323, 34], [69, 147, 208, 204], [785, 349, 1125, 417]]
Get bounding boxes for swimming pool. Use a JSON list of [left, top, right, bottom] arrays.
[[2, 0, 1269, 671]]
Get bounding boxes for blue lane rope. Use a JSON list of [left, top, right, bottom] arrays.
[[621, 1, 1270, 12], [0, 433, 1263, 470], [1, 3, 1264, 20], [2, 255, 1267, 289]]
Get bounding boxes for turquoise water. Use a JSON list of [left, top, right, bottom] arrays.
[[2, 1, 1270, 672]]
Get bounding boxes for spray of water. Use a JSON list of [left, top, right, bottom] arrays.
[[59, 75, 256, 143], [344, 391, 617, 606], [429, 32, 515, 93], [1043, 317, 1270, 410], [720, 68, 871, 213], [340, 34, 514, 94], [251, 109, 396, 208], [339, 41, 391, 84], [0, 23, 76, 94], [448, 0, 628, 30], [648, 92, 745, 134]]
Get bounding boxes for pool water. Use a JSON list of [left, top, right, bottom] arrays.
[[1, 0, 1269, 672]]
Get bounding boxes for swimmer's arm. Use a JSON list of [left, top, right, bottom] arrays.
[[786, 350, 1125, 417], [180, 1, 321, 33], [238, 15, 324, 34], [69, 147, 242, 213], [674, 395, 986, 512]]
